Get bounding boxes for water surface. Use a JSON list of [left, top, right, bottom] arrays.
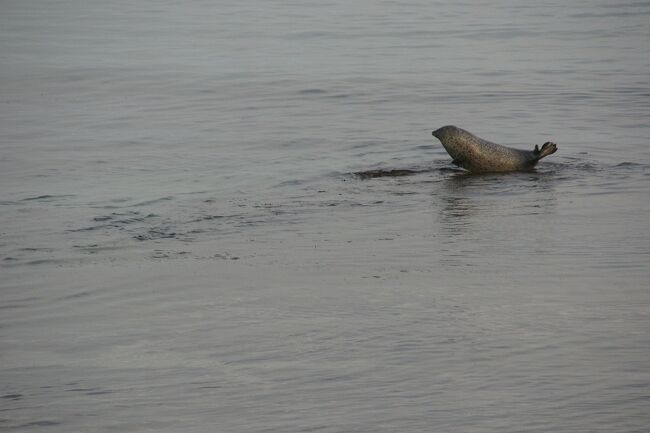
[[1, 1, 649, 432]]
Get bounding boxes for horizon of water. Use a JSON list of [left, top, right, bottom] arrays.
[[1, 1, 649, 432]]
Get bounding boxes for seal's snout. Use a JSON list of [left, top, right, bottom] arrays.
[[432, 125, 458, 141]]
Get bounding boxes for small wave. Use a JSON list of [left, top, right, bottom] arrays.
[[133, 227, 178, 241], [299, 88, 327, 95], [96, 196, 173, 209], [19, 247, 53, 252], [71, 212, 158, 232], [615, 161, 649, 169], [129, 196, 174, 207], [326, 93, 351, 99], [272, 178, 304, 188], [353, 161, 460, 179], [21, 194, 75, 202], [189, 214, 243, 222], [570, 11, 650, 18], [23, 258, 67, 266], [18, 421, 61, 428], [72, 244, 124, 254], [151, 250, 192, 259]]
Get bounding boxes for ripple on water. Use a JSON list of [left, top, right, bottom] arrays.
[[71, 212, 159, 232], [6, 154, 644, 270], [18, 421, 62, 428], [20, 194, 76, 202]]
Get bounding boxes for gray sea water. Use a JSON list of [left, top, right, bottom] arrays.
[[1, 0, 650, 432]]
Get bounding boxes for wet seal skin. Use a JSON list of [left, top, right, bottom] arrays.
[[432, 125, 557, 172]]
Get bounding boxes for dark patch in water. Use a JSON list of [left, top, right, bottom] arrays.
[[151, 250, 191, 259], [299, 88, 327, 95], [353, 161, 461, 179], [22, 258, 61, 266], [214, 253, 240, 260], [67, 386, 113, 396], [198, 214, 225, 220], [274, 179, 305, 187], [86, 390, 113, 396], [99, 196, 172, 209], [18, 421, 61, 427], [1, 394, 22, 400], [189, 214, 243, 223], [128, 196, 172, 207], [19, 247, 54, 254], [615, 161, 649, 170], [59, 290, 95, 300], [354, 169, 422, 179], [21, 194, 75, 202], [439, 166, 465, 173], [74, 212, 159, 232], [134, 227, 177, 241]]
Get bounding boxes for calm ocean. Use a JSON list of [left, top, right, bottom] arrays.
[[1, 0, 649, 432]]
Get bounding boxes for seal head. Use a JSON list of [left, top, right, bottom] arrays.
[[432, 125, 557, 172]]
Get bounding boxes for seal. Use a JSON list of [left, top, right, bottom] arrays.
[[432, 125, 557, 172]]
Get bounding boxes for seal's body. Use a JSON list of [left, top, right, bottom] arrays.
[[432, 125, 557, 172]]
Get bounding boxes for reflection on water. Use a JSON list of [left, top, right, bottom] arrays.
[[434, 169, 561, 271], [437, 170, 559, 234], [438, 173, 481, 236]]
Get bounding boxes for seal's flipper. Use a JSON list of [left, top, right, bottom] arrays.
[[534, 142, 557, 160]]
